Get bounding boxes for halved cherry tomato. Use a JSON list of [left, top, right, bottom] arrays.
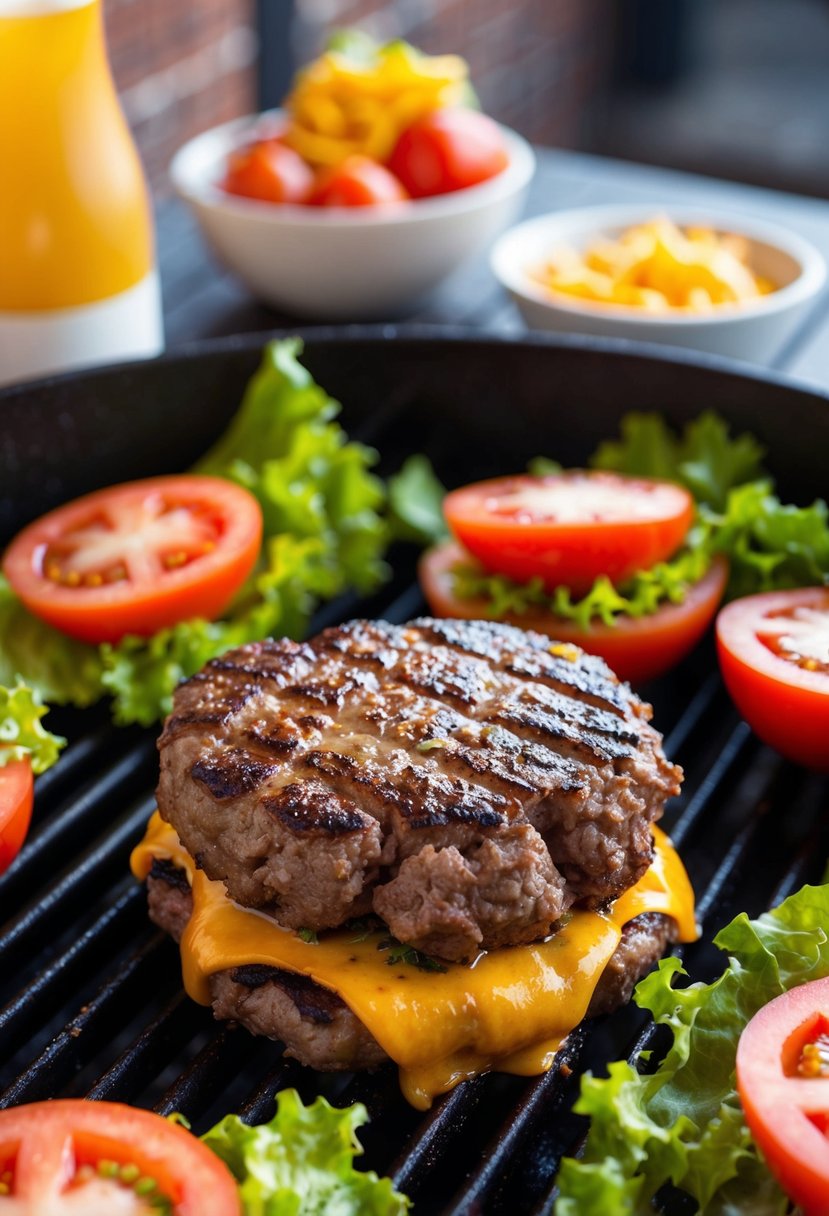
[[736, 977, 829, 1216], [419, 539, 728, 684], [2, 475, 263, 645], [0, 759, 33, 874], [308, 155, 409, 207], [443, 471, 695, 594], [223, 138, 314, 204], [0, 1099, 241, 1214], [388, 108, 509, 197], [716, 588, 829, 771]]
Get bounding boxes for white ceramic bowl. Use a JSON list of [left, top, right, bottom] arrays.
[[491, 204, 826, 364], [170, 112, 535, 319]]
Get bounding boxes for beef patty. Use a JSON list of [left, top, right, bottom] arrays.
[[157, 618, 681, 962], [147, 865, 676, 1073]]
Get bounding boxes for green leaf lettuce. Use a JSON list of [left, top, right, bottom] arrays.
[[441, 411, 828, 626], [387, 454, 450, 546], [590, 411, 766, 512], [555, 882, 829, 1214], [202, 1088, 409, 1216], [704, 480, 829, 598], [0, 681, 65, 773], [100, 532, 349, 726], [0, 576, 103, 708], [59, 337, 387, 726], [0, 339, 388, 726], [453, 543, 713, 630]]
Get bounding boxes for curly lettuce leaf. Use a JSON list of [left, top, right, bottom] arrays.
[[451, 473, 829, 627], [0, 681, 65, 773], [448, 411, 826, 625], [705, 480, 829, 597], [101, 533, 371, 727], [98, 340, 388, 724], [0, 339, 389, 726], [202, 1088, 409, 1216], [453, 543, 712, 630], [0, 577, 103, 707], [198, 338, 387, 596], [387, 455, 450, 546], [555, 882, 829, 1214], [591, 411, 766, 511]]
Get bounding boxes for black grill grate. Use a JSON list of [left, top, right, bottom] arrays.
[[2, 562, 827, 1215], [2, 332, 829, 1214]]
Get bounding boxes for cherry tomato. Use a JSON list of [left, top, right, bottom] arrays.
[[308, 155, 409, 207], [443, 471, 695, 594], [3, 475, 263, 645], [0, 759, 33, 873], [0, 1098, 241, 1214], [223, 139, 314, 204], [419, 540, 728, 684], [716, 587, 829, 771], [388, 108, 509, 197], [736, 977, 829, 1216]]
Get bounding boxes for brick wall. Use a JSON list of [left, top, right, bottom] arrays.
[[105, 0, 258, 193], [293, 0, 613, 147]]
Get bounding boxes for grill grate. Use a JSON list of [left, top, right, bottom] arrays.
[[2, 331, 829, 1213], [2, 567, 827, 1214]]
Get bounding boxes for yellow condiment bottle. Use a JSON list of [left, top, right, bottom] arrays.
[[0, 0, 163, 385]]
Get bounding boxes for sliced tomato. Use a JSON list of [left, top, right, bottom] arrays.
[[419, 539, 728, 684], [308, 155, 409, 207], [2, 475, 263, 645], [0, 759, 33, 873], [388, 108, 509, 197], [443, 471, 695, 594], [737, 977, 829, 1216], [716, 588, 829, 771], [223, 138, 314, 204], [0, 1099, 240, 1214]]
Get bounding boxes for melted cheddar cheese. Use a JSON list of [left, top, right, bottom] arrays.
[[132, 815, 697, 1108]]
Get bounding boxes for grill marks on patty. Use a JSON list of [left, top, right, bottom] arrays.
[[262, 781, 376, 836], [415, 617, 634, 715], [157, 619, 681, 961], [191, 749, 278, 801], [303, 746, 510, 831]]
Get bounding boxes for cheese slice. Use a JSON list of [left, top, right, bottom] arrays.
[[132, 815, 697, 1109]]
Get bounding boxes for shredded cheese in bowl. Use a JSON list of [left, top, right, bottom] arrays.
[[533, 217, 775, 312]]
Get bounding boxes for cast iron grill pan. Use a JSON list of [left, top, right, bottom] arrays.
[[1, 331, 828, 1214]]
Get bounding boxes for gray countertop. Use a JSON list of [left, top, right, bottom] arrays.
[[158, 146, 829, 389]]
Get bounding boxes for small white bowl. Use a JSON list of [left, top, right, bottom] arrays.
[[170, 112, 535, 319], [491, 204, 826, 364]]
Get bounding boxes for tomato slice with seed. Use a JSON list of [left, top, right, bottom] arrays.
[[0, 1099, 241, 1214], [419, 539, 728, 684], [2, 476, 262, 644], [737, 977, 829, 1216], [0, 760, 33, 875], [716, 588, 829, 771], [442, 471, 694, 594]]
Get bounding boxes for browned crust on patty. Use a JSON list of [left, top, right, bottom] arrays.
[[157, 618, 681, 962]]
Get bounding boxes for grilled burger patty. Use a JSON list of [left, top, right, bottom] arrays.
[[157, 618, 681, 963], [147, 863, 676, 1072]]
